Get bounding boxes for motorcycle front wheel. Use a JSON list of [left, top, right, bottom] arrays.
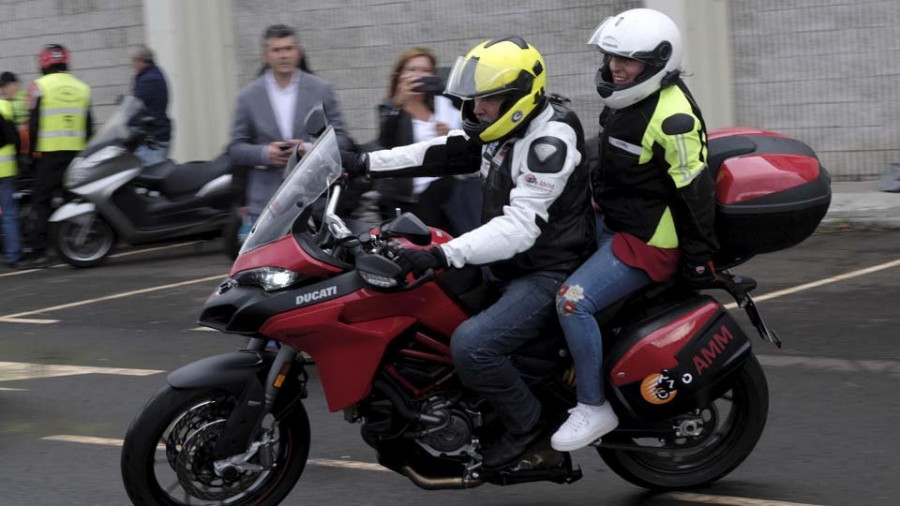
[[52, 213, 116, 267], [598, 353, 768, 489], [121, 385, 310, 506]]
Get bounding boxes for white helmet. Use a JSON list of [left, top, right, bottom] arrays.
[[587, 8, 683, 109]]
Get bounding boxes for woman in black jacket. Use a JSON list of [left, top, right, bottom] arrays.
[[375, 46, 480, 236]]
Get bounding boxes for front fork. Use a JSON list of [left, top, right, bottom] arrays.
[[212, 338, 308, 463]]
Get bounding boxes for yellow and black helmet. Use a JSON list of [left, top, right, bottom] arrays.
[[445, 36, 546, 143]]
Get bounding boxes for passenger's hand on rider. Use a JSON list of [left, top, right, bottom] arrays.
[[681, 256, 719, 287], [394, 247, 448, 277], [340, 150, 369, 179]]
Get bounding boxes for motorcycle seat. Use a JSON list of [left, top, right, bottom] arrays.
[[160, 153, 233, 197], [134, 159, 177, 190]]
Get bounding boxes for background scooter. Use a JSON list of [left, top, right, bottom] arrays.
[[49, 96, 235, 267]]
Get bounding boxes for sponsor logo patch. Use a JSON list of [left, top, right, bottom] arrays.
[[522, 172, 556, 191], [691, 324, 737, 376], [640, 373, 678, 405]]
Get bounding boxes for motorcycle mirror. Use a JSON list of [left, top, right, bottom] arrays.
[[381, 212, 432, 246], [304, 103, 328, 138]]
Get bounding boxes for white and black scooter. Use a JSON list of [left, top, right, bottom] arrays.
[[49, 96, 234, 267]]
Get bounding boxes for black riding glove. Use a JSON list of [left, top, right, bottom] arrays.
[[395, 247, 448, 276], [681, 256, 719, 287], [340, 150, 368, 179]]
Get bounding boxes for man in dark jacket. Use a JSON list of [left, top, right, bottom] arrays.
[[130, 45, 171, 167]]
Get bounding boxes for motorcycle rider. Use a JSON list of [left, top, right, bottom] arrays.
[[550, 8, 719, 452], [342, 36, 595, 469]]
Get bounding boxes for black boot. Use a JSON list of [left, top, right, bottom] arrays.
[[483, 421, 546, 470]]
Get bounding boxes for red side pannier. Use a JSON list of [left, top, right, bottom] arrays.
[[707, 127, 831, 268]]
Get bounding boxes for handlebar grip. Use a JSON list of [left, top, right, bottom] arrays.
[[402, 269, 436, 291]]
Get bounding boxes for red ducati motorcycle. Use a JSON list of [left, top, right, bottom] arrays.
[[121, 122, 831, 505]]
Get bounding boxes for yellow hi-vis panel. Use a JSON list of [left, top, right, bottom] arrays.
[[35, 73, 91, 152]]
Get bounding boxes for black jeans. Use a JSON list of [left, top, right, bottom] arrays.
[[30, 151, 76, 255], [450, 270, 567, 434]]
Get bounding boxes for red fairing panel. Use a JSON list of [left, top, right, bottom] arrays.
[[708, 126, 786, 140], [260, 281, 469, 412], [230, 235, 342, 277], [611, 302, 719, 387], [716, 154, 821, 205], [260, 297, 414, 412]]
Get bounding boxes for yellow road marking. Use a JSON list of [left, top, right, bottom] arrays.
[[108, 241, 201, 259], [0, 274, 224, 323], [0, 362, 163, 383], [0, 242, 202, 279], [725, 258, 900, 309], [42, 435, 387, 471], [662, 492, 825, 505]]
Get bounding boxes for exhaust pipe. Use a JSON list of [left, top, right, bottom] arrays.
[[401, 465, 483, 490]]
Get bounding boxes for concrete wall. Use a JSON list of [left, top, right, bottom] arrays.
[[0, 0, 145, 125], [231, 0, 641, 145], [2, 1, 896, 179], [732, 0, 900, 179]]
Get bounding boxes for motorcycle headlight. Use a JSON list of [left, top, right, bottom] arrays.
[[233, 267, 301, 292]]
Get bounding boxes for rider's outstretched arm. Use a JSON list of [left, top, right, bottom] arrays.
[[367, 130, 482, 178]]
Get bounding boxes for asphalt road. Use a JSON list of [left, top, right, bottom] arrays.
[[0, 230, 898, 506]]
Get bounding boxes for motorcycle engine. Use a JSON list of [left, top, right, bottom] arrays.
[[415, 396, 478, 457]]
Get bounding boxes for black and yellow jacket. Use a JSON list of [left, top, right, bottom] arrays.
[[593, 78, 718, 264]]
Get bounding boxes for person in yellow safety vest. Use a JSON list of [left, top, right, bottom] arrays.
[[0, 97, 23, 269], [0, 72, 30, 159], [24, 44, 93, 268]]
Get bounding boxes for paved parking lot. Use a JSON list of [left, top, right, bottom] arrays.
[[1, 230, 898, 506]]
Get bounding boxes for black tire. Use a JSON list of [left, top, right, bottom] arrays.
[[52, 213, 116, 268], [121, 385, 310, 506], [599, 353, 769, 490]]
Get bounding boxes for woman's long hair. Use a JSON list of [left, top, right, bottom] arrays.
[[388, 46, 436, 112]]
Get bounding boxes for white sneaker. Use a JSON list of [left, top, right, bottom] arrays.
[[551, 402, 619, 452]]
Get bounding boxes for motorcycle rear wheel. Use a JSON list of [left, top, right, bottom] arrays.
[[598, 353, 768, 489], [121, 385, 310, 506]]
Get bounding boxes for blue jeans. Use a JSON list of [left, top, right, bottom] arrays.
[[556, 220, 651, 405], [0, 177, 22, 264], [451, 270, 566, 434], [134, 141, 170, 168]]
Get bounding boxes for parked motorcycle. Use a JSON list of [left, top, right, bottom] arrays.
[[49, 96, 234, 267], [121, 121, 831, 504]]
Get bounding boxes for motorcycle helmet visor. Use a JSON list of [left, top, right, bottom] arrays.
[[445, 55, 535, 100]]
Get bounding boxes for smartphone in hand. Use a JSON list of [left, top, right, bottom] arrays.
[[411, 75, 445, 94]]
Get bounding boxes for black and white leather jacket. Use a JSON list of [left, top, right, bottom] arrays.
[[367, 100, 595, 279]]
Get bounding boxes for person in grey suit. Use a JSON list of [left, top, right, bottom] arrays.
[[229, 24, 353, 223]]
